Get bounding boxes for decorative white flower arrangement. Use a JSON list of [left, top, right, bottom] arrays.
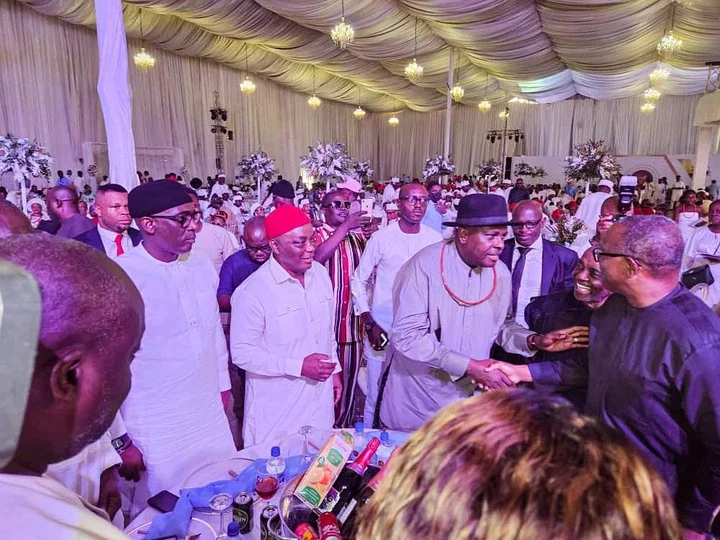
[[476, 159, 503, 178], [423, 154, 455, 180], [300, 141, 351, 178], [239, 150, 276, 179], [0, 133, 53, 184], [553, 215, 587, 247], [564, 140, 620, 181], [514, 161, 547, 178], [352, 160, 374, 180]]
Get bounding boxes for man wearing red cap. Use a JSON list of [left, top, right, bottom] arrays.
[[230, 205, 342, 445]]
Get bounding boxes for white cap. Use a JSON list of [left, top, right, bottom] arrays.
[[391, 177, 400, 183], [502, 178, 511, 185], [460, 180, 470, 187], [386, 203, 399, 211], [232, 194, 243, 201], [599, 179, 615, 190], [218, 173, 226, 179], [299, 199, 310, 206], [489, 181, 498, 188], [337, 177, 363, 194]]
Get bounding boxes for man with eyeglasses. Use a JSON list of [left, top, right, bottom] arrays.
[[351, 183, 442, 426], [186, 189, 238, 274], [488, 215, 720, 538], [74, 184, 141, 258], [115, 180, 235, 504], [570, 196, 632, 256], [314, 190, 372, 427], [46, 186, 95, 239]]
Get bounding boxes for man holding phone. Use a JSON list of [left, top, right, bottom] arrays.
[[351, 183, 442, 427], [314, 190, 372, 427]]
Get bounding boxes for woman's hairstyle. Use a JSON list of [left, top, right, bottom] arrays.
[[681, 189, 697, 204], [356, 390, 681, 540]]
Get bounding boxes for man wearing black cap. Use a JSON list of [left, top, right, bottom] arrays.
[[115, 180, 235, 505], [268, 179, 295, 211], [380, 194, 588, 431]]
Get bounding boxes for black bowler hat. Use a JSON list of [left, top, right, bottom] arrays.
[[271, 179, 295, 200], [443, 194, 519, 228]]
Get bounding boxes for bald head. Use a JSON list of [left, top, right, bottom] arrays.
[[0, 235, 144, 472], [512, 200, 544, 247], [0, 200, 33, 238], [46, 186, 80, 220], [611, 216, 683, 278], [243, 216, 270, 265]]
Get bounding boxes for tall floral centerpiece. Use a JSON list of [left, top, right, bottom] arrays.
[[423, 154, 455, 182], [564, 140, 620, 194], [239, 150, 276, 197], [352, 160, 374, 182], [300, 141, 351, 190], [0, 134, 53, 211], [477, 159, 503, 179]]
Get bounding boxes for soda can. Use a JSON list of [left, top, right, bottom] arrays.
[[232, 492, 253, 534], [294, 523, 319, 540], [318, 512, 342, 540], [260, 504, 279, 539]]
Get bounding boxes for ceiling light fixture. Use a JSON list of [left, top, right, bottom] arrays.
[[499, 109, 509, 120], [644, 88, 661, 101], [353, 87, 366, 119], [478, 72, 491, 112], [450, 49, 464, 102], [239, 44, 256, 94], [331, 0, 355, 49], [308, 67, 322, 109], [650, 67, 670, 82], [388, 115, 399, 126], [657, 3, 683, 56], [641, 102, 656, 114], [133, 11, 156, 70], [404, 18, 424, 81]]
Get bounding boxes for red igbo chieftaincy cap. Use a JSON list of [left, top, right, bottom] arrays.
[[265, 205, 311, 239]]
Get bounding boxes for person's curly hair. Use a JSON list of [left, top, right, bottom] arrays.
[[356, 390, 682, 540]]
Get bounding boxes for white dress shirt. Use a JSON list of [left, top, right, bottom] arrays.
[[193, 222, 239, 274], [230, 256, 340, 446], [382, 185, 397, 204], [0, 474, 127, 539], [351, 221, 442, 334], [683, 226, 720, 271], [511, 235, 544, 327], [210, 183, 230, 199], [97, 225, 133, 259], [116, 246, 234, 497]]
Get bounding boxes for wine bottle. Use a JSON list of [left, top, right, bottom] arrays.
[[338, 449, 396, 535], [319, 437, 380, 516]]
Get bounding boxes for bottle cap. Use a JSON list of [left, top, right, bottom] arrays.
[[227, 521, 240, 537], [380, 431, 389, 443], [271, 446, 280, 457], [354, 421, 364, 432]]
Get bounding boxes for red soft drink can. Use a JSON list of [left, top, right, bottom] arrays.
[[294, 523, 319, 540], [318, 512, 342, 540]]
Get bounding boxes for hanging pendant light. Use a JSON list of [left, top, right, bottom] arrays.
[[450, 50, 464, 102], [353, 87, 366, 119], [499, 109, 509, 120], [641, 102, 656, 114], [308, 67, 322, 109], [657, 3, 683, 56], [388, 114, 399, 126], [649, 67, 670, 83], [404, 18, 424, 81], [478, 73, 491, 112], [643, 88, 661, 101], [331, 0, 355, 49], [133, 11, 156, 70], [239, 44, 256, 94]]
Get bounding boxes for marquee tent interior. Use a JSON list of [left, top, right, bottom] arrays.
[[1, 0, 719, 183]]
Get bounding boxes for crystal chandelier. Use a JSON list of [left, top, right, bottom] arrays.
[[499, 109, 509, 120], [451, 84, 464, 102], [657, 4, 683, 56], [331, 0, 355, 49], [404, 18, 423, 81], [641, 102, 656, 114], [308, 67, 322, 109], [240, 45, 256, 94], [478, 73, 491, 112], [649, 67, 670, 82], [643, 88, 661, 101], [353, 106, 366, 120], [133, 12, 155, 71], [388, 115, 399, 126]]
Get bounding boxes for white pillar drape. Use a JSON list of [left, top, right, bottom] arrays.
[[95, 0, 137, 190]]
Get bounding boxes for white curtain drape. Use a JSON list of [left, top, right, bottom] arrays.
[[0, 0, 710, 187]]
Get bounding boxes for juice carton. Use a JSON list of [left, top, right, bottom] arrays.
[[295, 431, 354, 509]]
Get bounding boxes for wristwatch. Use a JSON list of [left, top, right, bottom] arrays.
[[111, 433, 130, 453]]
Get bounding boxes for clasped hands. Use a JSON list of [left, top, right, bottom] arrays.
[[467, 326, 589, 390]]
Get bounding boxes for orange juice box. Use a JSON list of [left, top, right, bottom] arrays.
[[295, 431, 354, 508]]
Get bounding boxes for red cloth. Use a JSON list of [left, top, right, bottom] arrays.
[[265, 204, 311, 239]]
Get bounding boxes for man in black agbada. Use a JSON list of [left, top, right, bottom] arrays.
[[488, 215, 720, 537]]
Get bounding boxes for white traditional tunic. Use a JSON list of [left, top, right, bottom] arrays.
[[0, 474, 127, 539], [193, 222, 239, 273], [230, 256, 340, 446], [381, 241, 531, 431], [575, 191, 612, 231], [117, 246, 234, 497]]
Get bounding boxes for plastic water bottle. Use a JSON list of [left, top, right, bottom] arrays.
[[267, 446, 286, 483], [352, 422, 365, 458], [375, 431, 393, 466]]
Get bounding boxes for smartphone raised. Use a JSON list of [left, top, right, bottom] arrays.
[[360, 198, 374, 215]]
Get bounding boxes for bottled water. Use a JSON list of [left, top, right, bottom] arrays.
[[374, 431, 393, 466], [351, 422, 365, 458], [267, 446, 286, 483]]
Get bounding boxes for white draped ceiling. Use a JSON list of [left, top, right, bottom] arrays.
[[14, 0, 720, 112]]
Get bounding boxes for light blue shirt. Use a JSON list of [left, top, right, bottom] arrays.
[[422, 202, 443, 232]]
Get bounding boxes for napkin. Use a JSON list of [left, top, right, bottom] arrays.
[[146, 455, 311, 540]]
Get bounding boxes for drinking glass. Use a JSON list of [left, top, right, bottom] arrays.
[[208, 492, 233, 539], [256, 464, 280, 503], [298, 425, 314, 466]]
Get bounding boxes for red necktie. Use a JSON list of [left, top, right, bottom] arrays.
[[114, 234, 124, 256]]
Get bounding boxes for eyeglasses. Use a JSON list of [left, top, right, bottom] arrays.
[[247, 244, 271, 254], [599, 213, 627, 223], [592, 248, 641, 266], [151, 211, 202, 228], [512, 219, 542, 230], [322, 201, 352, 209], [399, 196, 430, 205]]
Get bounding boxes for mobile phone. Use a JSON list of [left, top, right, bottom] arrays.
[[361, 198, 373, 215], [148, 490, 180, 513]]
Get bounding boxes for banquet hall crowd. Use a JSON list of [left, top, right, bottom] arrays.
[[2, 166, 720, 539]]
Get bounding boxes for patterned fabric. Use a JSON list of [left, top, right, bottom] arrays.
[[314, 224, 367, 344], [335, 341, 362, 428]]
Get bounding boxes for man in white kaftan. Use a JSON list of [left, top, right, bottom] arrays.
[[231, 205, 341, 446], [117, 180, 235, 500]]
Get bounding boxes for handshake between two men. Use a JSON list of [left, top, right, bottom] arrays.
[[465, 326, 590, 390]]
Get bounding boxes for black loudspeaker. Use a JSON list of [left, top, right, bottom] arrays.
[[228, 131, 234, 141], [504, 157, 512, 180]]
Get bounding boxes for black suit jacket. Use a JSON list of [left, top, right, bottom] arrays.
[[74, 226, 142, 255], [500, 238, 579, 297]]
